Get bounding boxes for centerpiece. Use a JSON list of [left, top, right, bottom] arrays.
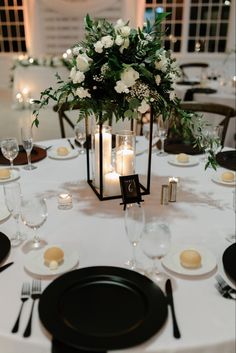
[[33, 14, 220, 200]]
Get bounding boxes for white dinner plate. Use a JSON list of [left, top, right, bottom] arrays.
[[211, 173, 236, 186], [0, 168, 20, 184], [24, 244, 79, 276], [48, 148, 79, 160], [168, 155, 199, 167], [162, 245, 217, 276]]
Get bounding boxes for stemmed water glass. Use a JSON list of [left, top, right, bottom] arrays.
[[21, 197, 48, 250], [3, 182, 25, 246], [21, 126, 37, 170], [200, 125, 223, 163], [156, 116, 169, 156], [124, 203, 145, 271], [1, 138, 19, 169], [74, 122, 86, 154], [141, 219, 171, 283]]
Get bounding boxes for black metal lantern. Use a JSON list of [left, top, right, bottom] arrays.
[[85, 109, 154, 201]]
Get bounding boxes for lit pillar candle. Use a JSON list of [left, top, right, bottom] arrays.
[[58, 193, 73, 209], [168, 177, 178, 202], [94, 126, 112, 188], [104, 171, 121, 196], [116, 148, 134, 176]]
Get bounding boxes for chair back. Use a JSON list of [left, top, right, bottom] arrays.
[[180, 102, 236, 146], [179, 62, 209, 81]]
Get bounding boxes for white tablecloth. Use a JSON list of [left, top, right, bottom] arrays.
[[0, 138, 235, 353]]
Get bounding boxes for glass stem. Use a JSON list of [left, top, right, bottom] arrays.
[[152, 257, 161, 274], [10, 159, 14, 169], [14, 214, 21, 240], [26, 151, 32, 167], [160, 139, 164, 153], [33, 228, 40, 245], [132, 243, 138, 267]]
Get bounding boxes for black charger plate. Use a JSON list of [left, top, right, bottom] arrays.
[[39, 266, 168, 352], [0, 232, 11, 264], [216, 151, 236, 171], [223, 243, 236, 282]]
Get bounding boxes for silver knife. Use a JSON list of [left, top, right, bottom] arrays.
[[0, 262, 14, 273], [165, 279, 181, 339], [67, 139, 75, 149]]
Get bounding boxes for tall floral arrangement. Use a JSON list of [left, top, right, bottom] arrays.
[[34, 14, 220, 169]]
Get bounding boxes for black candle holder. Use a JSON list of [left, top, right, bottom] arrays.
[[86, 109, 154, 201]]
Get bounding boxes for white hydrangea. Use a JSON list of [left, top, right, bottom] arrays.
[[121, 67, 139, 87], [76, 87, 91, 98], [138, 100, 149, 114], [155, 58, 168, 72], [101, 35, 114, 48], [115, 19, 125, 29], [76, 54, 90, 72], [114, 80, 129, 94], [94, 41, 103, 53], [155, 75, 161, 86], [168, 72, 178, 83], [72, 46, 82, 56]]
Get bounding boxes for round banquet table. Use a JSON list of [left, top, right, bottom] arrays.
[[0, 138, 235, 353]]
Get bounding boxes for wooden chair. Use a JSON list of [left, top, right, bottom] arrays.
[[180, 102, 236, 146], [179, 62, 209, 81], [53, 103, 79, 138]]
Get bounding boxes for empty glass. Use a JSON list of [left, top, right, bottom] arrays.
[[21, 197, 48, 250], [141, 220, 171, 283], [3, 182, 25, 246], [156, 116, 169, 156], [124, 203, 145, 270], [21, 126, 37, 170], [74, 122, 86, 154], [1, 138, 19, 169]]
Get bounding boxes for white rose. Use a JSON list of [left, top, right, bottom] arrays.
[[73, 71, 85, 84], [115, 35, 124, 46], [94, 41, 103, 53], [69, 67, 77, 81], [120, 26, 131, 37], [138, 100, 149, 114], [155, 75, 161, 86], [76, 55, 90, 72], [76, 87, 91, 99], [101, 35, 114, 48], [169, 91, 176, 101], [121, 67, 139, 87], [114, 80, 129, 94]]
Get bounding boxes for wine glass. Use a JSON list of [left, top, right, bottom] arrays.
[[124, 203, 145, 271], [74, 122, 86, 154], [21, 126, 37, 170], [3, 182, 25, 246], [141, 220, 171, 283], [1, 138, 19, 169], [156, 116, 169, 156], [200, 125, 222, 163], [21, 197, 48, 250]]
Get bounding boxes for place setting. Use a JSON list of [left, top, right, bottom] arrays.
[[211, 170, 236, 186], [47, 145, 79, 160]]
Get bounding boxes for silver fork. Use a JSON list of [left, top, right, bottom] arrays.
[[23, 280, 42, 338], [215, 283, 236, 300], [215, 274, 236, 294], [12, 282, 30, 333]]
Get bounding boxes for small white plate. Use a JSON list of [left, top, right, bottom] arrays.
[[168, 155, 199, 167], [48, 148, 79, 160], [212, 173, 236, 186], [0, 168, 20, 184], [0, 203, 10, 222], [24, 245, 79, 276], [162, 245, 217, 276]]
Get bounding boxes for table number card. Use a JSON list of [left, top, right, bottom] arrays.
[[119, 174, 143, 210]]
